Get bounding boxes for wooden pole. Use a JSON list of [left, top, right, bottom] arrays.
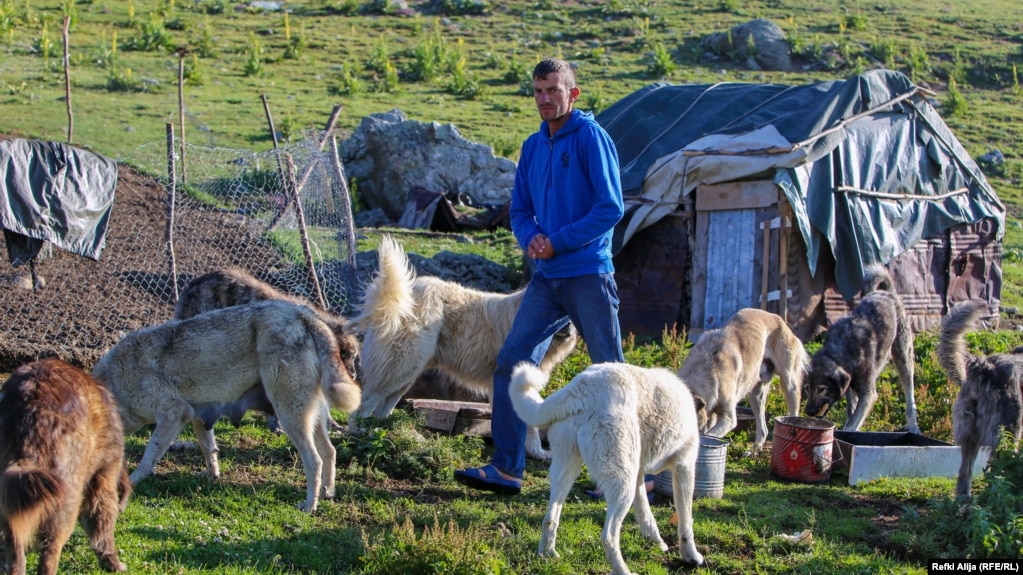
[[779, 203, 790, 322], [291, 103, 344, 211], [62, 16, 72, 144], [261, 93, 292, 232], [328, 135, 359, 312], [761, 220, 770, 310], [177, 53, 187, 184], [284, 153, 327, 310], [165, 123, 180, 303], [267, 103, 345, 231]]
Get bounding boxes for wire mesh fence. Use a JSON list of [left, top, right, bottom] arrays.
[[0, 130, 357, 371]]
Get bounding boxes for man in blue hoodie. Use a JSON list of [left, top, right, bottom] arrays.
[[454, 58, 626, 495]]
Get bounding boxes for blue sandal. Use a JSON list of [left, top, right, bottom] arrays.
[[454, 464, 522, 495]]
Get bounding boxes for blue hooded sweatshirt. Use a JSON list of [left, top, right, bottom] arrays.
[[510, 109, 625, 279]]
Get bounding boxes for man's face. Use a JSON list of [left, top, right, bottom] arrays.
[[533, 72, 578, 123]]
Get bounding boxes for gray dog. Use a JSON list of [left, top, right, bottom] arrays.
[[174, 267, 360, 433], [803, 266, 919, 433], [938, 300, 1023, 497]]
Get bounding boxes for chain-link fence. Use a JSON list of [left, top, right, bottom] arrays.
[[0, 130, 357, 371]]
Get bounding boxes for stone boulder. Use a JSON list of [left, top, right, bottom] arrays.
[[339, 109, 516, 220], [701, 18, 792, 72]]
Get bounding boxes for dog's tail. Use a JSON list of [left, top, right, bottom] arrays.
[[305, 312, 362, 413], [0, 464, 65, 536], [348, 234, 417, 339], [509, 361, 584, 429], [860, 265, 895, 295], [938, 300, 988, 386], [118, 463, 133, 513]]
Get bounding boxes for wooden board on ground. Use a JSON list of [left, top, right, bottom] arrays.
[[407, 399, 492, 438]]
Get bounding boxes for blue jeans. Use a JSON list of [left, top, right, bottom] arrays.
[[490, 272, 625, 478]]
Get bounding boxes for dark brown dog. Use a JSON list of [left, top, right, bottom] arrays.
[[175, 267, 360, 432], [938, 300, 1023, 497], [803, 266, 919, 433], [0, 358, 131, 575]]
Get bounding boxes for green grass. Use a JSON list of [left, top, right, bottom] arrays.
[[15, 329, 1018, 575]]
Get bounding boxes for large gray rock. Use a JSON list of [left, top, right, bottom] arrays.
[[701, 18, 792, 72], [339, 109, 516, 220]]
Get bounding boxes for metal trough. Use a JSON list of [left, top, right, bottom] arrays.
[[832, 431, 991, 486]]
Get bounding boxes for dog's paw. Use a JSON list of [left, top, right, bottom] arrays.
[[98, 553, 127, 572], [527, 448, 552, 460], [298, 500, 318, 513]]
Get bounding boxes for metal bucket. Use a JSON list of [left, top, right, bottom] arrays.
[[654, 435, 729, 499], [769, 416, 836, 483]]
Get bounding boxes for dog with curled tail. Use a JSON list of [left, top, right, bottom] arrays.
[[348, 234, 578, 461], [938, 300, 1023, 497], [509, 361, 705, 575]]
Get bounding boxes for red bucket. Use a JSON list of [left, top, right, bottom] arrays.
[[769, 416, 836, 483]]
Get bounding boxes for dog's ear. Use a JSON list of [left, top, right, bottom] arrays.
[[692, 394, 706, 412], [835, 368, 853, 396]]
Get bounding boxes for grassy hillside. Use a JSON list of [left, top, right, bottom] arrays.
[[4, 1, 1021, 311]]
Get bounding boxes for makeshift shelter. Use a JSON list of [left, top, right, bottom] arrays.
[[601, 69, 1004, 340]]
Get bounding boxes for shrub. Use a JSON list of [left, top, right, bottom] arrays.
[[943, 77, 968, 117], [359, 515, 510, 575]]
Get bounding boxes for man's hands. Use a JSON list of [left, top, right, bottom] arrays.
[[527, 234, 554, 259]]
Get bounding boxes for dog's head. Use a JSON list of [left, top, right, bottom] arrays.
[[334, 330, 361, 385], [802, 357, 851, 419]]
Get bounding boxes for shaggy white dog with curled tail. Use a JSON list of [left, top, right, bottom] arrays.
[[509, 361, 705, 575]]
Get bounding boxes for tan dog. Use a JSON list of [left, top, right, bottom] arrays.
[[348, 234, 578, 460], [92, 300, 361, 512], [938, 300, 1023, 497], [679, 308, 808, 449], [174, 267, 360, 432], [509, 361, 705, 575], [1, 359, 132, 575]]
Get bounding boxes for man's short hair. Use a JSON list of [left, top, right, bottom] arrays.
[[532, 58, 576, 89]]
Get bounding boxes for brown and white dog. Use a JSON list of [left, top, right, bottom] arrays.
[[92, 300, 361, 512], [509, 361, 705, 575], [348, 234, 578, 460], [679, 308, 808, 449], [174, 267, 360, 432], [938, 300, 1023, 497], [803, 266, 919, 433], [0, 358, 132, 575]]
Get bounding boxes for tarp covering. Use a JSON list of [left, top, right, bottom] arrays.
[[0, 138, 117, 264], [598, 69, 1004, 299]]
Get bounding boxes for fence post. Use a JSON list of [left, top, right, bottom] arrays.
[[62, 16, 72, 144], [284, 153, 327, 310], [177, 50, 188, 184], [328, 135, 358, 312], [165, 123, 179, 303]]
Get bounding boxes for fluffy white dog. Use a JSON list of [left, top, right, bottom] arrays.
[[349, 234, 577, 460], [509, 361, 705, 575]]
